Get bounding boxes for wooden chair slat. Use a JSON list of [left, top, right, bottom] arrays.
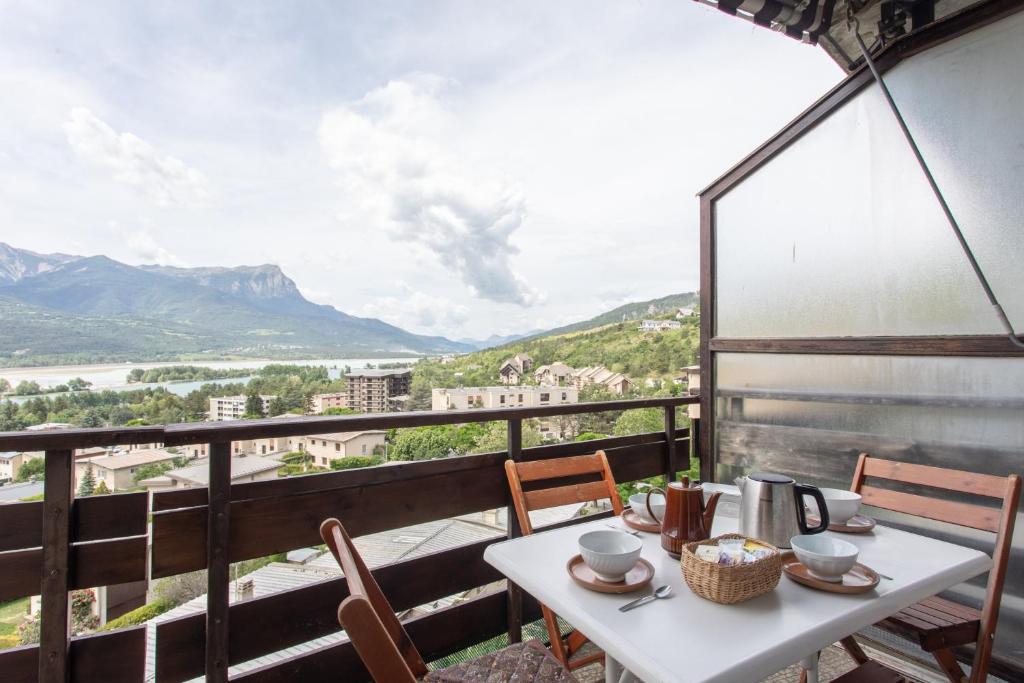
[[919, 596, 981, 622], [523, 481, 615, 511], [900, 605, 958, 629], [514, 454, 605, 482], [859, 485, 1000, 532], [861, 458, 1007, 498]]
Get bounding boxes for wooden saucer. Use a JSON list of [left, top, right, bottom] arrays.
[[566, 555, 654, 594], [621, 509, 661, 533], [808, 514, 876, 534], [780, 551, 880, 594]]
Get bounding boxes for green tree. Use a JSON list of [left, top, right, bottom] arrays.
[[322, 406, 358, 416], [469, 421, 543, 454], [613, 408, 663, 436], [16, 458, 45, 481], [132, 459, 186, 484], [13, 380, 42, 396], [79, 409, 103, 428], [0, 377, 11, 394], [77, 464, 96, 497], [267, 396, 288, 417], [574, 431, 606, 442], [0, 401, 26, 431], [391, 426, 464, 461], [93, 481, 111, 495], [67, 377, 92, 391], [244, 391, 265, 418]]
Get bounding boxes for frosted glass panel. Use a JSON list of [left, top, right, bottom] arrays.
[[715, 12, 1024, 337], [713, 353, 1024, 669]]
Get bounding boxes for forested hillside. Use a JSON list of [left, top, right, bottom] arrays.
[[409, 311, 699, 408]]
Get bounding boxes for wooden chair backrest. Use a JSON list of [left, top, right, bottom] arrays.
[[850, 453, 1021, 682], [505, 451, 624, 535], [320, 518, 428, 683]]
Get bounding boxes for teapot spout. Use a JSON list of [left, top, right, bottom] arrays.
[[702, 491, 722, 530]]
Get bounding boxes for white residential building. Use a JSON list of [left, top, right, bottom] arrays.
[[432, 385, 577, 411], [302, 431, 388, 468], [75, 448, 183, 492], [208, 395, 275, 421], [638, 319, 682, 332]]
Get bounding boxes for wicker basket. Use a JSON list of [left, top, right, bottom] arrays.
[[681, 533, 782, 604]]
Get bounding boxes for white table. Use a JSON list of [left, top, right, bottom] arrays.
[[484, 510, 990, 683]]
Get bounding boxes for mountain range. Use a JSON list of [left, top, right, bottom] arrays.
[[0, 243, 471, 364]]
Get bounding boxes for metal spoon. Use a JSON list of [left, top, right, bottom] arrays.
[[605, 523, 639, 536], [619, 585, 673, 612]]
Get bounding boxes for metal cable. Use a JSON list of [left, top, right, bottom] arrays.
[[851, 18, 1024, 349]]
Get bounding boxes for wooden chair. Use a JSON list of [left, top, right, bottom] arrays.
[[319, 518, 577, 683], [504, 450, 625, 671], [828, 453, 1021, 683]]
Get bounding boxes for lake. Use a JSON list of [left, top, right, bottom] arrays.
[[0, 357, 418, 402]]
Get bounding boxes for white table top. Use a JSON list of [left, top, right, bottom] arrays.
[[484, 511, 990, 683]]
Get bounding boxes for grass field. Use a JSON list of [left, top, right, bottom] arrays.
[[0, 597, 29, 649]]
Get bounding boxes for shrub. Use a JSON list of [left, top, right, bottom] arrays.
[[329, 456, 382, 470], [99, 598, 173, 631]]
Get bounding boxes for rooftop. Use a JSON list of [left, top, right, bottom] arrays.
[[81, 448, 180, 470], [160, 454, 283, 486]]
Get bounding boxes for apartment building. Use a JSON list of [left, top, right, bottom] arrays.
[[571, 366, 632, 395], [0, 451, 42, 481], [303, 431, 387, 468], [345, 369, 411, 413], [638, 319, 682, 332], [208, 395, 275, 421], [498, 353, 533, 385], [309, 392, 349, 414], [533, 362, 574, 386], [431, 385, 577, 411]]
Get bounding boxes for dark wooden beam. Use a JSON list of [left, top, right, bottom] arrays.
[[663, 405, 677, 481], [506, 418, 523, 645], [710, 335, 1024, 357], [205, 442, 232, 683], [38, 450, 73, 683]]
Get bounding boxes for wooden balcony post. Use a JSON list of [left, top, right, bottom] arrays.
[[694, 418, 712, 483], [206, 441, 232, 682], [39, 449, 73, 683], [663, 405, 677, 482], [506, 418, 523, 644]]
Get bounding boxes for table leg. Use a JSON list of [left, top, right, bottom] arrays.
[[604, 654, 639, 683], [801, 651, 820, 683]]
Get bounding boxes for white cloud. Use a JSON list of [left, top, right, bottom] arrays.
[[110, 222, 181, 265], [63, 107, 209, 207], [359, 282, 470, 335], [318, 75, 542, 306]]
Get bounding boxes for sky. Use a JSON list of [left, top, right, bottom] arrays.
[[0, 1, 841, 340]]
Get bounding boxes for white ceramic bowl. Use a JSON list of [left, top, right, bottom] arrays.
[[630, 492, 665, 523], [578, 529, 643, 582], [819, 488, 862, 523], [790, 535, 859, 582]]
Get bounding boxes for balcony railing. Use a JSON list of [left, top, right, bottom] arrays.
[[0, 396, 698, 683]]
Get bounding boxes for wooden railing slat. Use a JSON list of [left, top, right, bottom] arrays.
[[522, 480, 613, 510], [0, 625, 146, 683], [155, 534, 507, 682], [39, 449, 72, 683], [205, 442, 232, 683]]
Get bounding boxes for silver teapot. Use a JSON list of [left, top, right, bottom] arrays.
[[735, 472, 829, 548]]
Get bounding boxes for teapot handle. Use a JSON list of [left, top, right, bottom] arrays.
[[645, 487, 666, 523], [795, 484, 829, 534]]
